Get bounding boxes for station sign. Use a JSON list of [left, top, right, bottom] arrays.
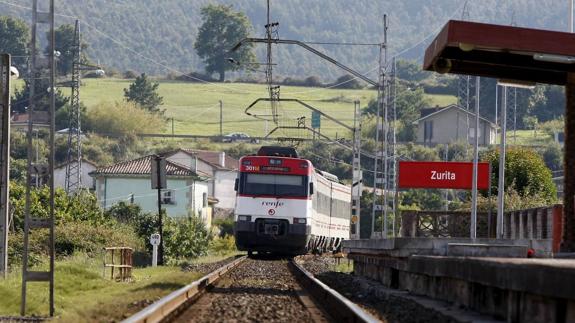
[[398, 161, 490, 190]]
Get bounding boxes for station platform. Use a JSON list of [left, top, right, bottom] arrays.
[[342, 238, 575, 322]]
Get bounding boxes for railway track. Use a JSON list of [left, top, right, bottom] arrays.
[[123, 255, 378, 323]]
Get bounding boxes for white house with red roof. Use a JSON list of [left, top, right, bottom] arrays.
[[89, 155, 211, 219], [54, 159, 98, 190], [166, 149, 239, 211]]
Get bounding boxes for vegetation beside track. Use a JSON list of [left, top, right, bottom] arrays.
[[0, 253, 239, 322]]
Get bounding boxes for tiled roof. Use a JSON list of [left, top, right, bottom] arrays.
[[90, 155, 201, 177], [11, 111, 50, 123], [177, 149, 239, 170]]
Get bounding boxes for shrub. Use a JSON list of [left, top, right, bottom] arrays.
[[9, 182, 107, 231], [163, 216, 211, 264], [208, 235, 236, 255], [8, 221, 142, 266], [482, 147, 557, 203], [86, 101, 165, 135], [105, 201, 157, 253], [330, 74, 363, 89], [123, 70, 137, 79], [541, 143, 563, 171], [539, 118, 564, 137]]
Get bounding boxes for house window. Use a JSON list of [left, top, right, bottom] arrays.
[[424, 120, 433, 142], [469, 127, 481, 138], [162, 189, 176, 205]]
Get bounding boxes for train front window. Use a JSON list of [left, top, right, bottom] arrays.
[[241, 173, 308, 197]]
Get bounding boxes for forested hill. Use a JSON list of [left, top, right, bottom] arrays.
[[0, 0, 568, 81]]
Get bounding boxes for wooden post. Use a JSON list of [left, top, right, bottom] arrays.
[[562, 73, 575, 252]]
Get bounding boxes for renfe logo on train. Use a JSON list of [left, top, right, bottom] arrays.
[[398, 161, 490, 190]]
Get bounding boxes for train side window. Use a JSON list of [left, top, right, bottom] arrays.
[[309, 182, 314, 195], [234, 178, 239, 191]]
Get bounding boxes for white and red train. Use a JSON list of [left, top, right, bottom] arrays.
[[234, 146, 351, 255]]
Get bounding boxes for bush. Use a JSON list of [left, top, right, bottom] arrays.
[[208, 235, 236, 255], [541, 143, 563, 171], [105, 201, 158, 252], [330, 75, 363, 89], [8, 221, 142, 266], [86, 101, 165, 135], [539, 118, 564, 137], [123, 70, 137, 79], [482, 147, 557, 203], [163, 216, 211, 264], [9, 182, 107, 231]]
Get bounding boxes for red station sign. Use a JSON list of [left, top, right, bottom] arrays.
[[398, 161, 490, 190]]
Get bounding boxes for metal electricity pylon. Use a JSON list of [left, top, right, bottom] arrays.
[[21, 0, 55, 316], [65, 20, 82, 194], [384, 58, 397, 237], [458, 1, 472, 149], [265, 0, 280, 123], [371, 16, 397, 239]]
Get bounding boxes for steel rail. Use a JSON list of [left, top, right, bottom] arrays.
[[122, 256, 247, 323], [289, 259, 379, 323]]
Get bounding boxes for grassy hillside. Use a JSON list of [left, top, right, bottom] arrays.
[[80, 78, 457, 139], [0, 0, 568, 79]]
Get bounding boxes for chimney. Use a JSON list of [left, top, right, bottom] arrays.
[[219, 152, 225, 168]]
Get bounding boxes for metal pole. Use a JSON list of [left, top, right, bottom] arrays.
[[35, 130, 39, 187], [0, 54, 10, 278], [49, 0, 56, 314], [171, 118, 174, 137], [156, 156, 164, 265], [497, 87, 508, 239], [444, 143, 449, 211], [470, 76, 480, 239], [219, 100, 223, 140], [495, 85, 498, 130], [570, 0, 574, 32], [513, 88, 517, 144]]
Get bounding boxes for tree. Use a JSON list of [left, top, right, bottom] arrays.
[[0, 16, 29, 67], [483, 147, 556, 203], [522, 115, 539, 137], [123, 73, 164, 113], [331, 74, 364, 89], [11, 77, 69, 114], [194, 4, 256, 82], [49, 24, 90, 76], [397, 59, 430, 82]]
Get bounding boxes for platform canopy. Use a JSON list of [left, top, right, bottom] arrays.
[[423, 20, 575, 85]]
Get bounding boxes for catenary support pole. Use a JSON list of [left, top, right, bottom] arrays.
[[470, 76, 480, 239], [497, 87, 508, 239]]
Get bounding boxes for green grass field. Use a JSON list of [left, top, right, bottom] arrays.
[[0, 253, 236, 321], [79, 78, 457, 139]]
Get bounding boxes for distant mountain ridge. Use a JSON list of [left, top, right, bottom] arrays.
[[0, 0, 567, 81]]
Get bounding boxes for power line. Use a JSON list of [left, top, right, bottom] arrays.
[[300, 41, 381, 46]]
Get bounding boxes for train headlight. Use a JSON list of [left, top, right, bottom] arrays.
[[238, 215, 251, 222], [293, 218, 307, 224]]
